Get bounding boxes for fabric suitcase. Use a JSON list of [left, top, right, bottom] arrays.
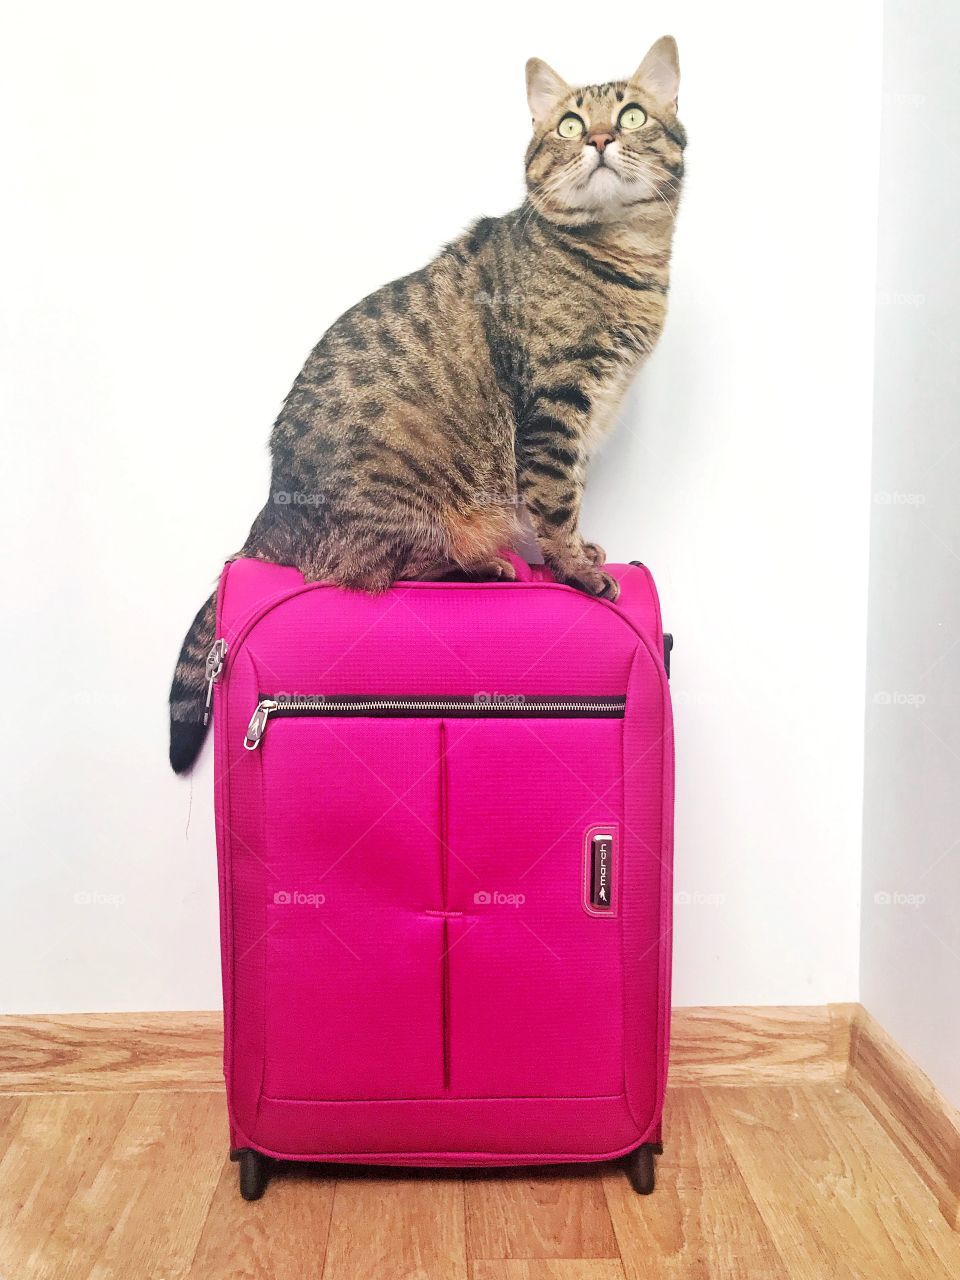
[[208, 555, 674, 1199]]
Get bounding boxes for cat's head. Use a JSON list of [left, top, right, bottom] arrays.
[[524, 37, 685, 226]]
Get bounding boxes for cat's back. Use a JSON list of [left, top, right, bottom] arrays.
[[291, 217, 516, 400]]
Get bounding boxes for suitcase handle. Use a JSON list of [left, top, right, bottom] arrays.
[[498, 550, 556, 583]]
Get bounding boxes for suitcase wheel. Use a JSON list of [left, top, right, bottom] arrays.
[[230, 1147, 269, 1201], [625, 1142, 657, 1195]]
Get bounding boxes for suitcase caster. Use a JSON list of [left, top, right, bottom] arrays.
[[625, 1142, 657, 1195], [230, 1147, 269, 1201]]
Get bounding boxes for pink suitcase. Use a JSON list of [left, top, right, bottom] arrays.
[[208, 554, 674, 1199]]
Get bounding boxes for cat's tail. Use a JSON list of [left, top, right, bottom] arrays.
[[168, 591, 217, 774]]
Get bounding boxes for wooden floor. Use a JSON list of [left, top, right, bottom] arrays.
[[3, 1082, 959, 1279]]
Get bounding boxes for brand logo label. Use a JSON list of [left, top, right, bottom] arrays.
[[590, 833, 614, 909]]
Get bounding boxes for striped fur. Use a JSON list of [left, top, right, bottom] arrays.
[[169, 37, 685, 772]]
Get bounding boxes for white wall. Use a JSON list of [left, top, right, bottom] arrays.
[[0, 1, 881, 1012], [860, 0, 960, 1104]]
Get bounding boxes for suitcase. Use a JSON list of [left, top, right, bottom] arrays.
[[208, 554, 674, 1200]]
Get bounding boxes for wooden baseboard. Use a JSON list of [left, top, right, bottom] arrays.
[[0, 1012, 223, 1093], [0, 1004, 855, 1095], [847, 1005, 960, 1230], [669, 1003, 857, 1086], [1, 1002, 956, 1230]]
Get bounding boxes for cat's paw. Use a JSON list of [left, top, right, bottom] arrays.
[[590, 570, 620, 601], [475, 555, 519, 582], [554, 561, 620, 602], [581, 541, 607, 567]]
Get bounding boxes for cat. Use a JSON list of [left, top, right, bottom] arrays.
[[169, 36, 685, 773]]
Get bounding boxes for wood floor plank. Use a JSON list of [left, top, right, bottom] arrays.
[[0, 1094, 25, 1131], [0, 1093, 136, 1279], [822, 1087, 960, 1273], [4, 1078, 960, 1278], [850, 1006, 960, 1227], [603, 1089, 784, 1279], [187, 1156, 335, 1279], [322, 1171, 468, 1280], [470, 1263, 626, 1279], [707, 1085, 960, 1280], [32, 1092, 224, 1280], [465, 1165, 619, 1261]]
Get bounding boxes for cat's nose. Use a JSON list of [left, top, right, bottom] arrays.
[[587, 130, 614, 153]]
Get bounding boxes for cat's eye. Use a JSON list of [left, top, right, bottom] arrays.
[[557, 113, 585, 140], [618, 104, 646, 132]]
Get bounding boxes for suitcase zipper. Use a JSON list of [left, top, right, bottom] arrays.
[[203, 638, 228, 726], [243, 694, 626, 750]]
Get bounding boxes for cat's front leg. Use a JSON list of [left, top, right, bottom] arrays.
[[517, 427, 619, 601]]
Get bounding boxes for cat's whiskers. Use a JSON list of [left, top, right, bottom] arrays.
[[618, 156, 681, 224], [518, 162, 579, 234]]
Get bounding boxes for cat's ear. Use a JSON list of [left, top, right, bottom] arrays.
[[526, 58, 570, 124], [631, 36, 680, 111]]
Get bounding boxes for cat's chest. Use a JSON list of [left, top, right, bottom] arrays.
[[583, 355, 643, 452]]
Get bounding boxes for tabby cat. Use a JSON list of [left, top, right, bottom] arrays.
[[169, 36, 685, 772]]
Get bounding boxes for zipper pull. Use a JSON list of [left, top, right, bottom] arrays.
[[203, 638, 228, 726], [244, 700, 279, 751]]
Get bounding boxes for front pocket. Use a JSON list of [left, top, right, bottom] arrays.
[[260, 718, 447, 1101], [255, 695, 627, 1103], [442, 718, 625, 1099]]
